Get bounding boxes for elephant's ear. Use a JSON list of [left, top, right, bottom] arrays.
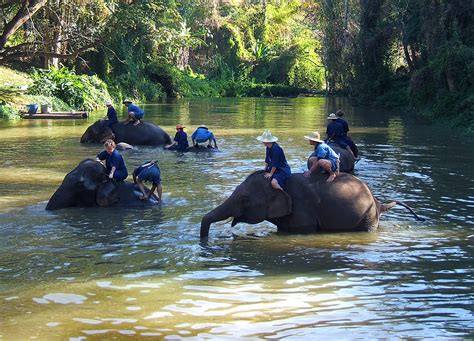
[[267, 190, 292, 219]]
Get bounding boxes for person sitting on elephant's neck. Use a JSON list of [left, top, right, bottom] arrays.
[[96, 139, 128, 181], [191, 125, 218, 148], [257, 131, 291, 192], [165, 124, 189, 152], [304, 131, 339, 183], [133, 160, 162, 202], [105, 100, 118, 129], [335, 110, 349, 136], [326, 113, 355, 160], [123, 99, 144, 126], [335, 109, 358, 159]]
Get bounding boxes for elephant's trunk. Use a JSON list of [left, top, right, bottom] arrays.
[[200, 200, 234, 239], [46, 185, 75, 211]]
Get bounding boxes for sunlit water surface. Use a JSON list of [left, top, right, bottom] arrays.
[[0, 97, 473, 339]]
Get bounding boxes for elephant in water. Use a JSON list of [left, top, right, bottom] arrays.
[[46, 159, 159, 210], [200, 171, 423, 239], [80, 119, 171, 146]]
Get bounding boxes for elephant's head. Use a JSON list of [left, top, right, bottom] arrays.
[[200, 171, 292, 239], [46, 159, 110, 210], [80, 120, 115, 144]]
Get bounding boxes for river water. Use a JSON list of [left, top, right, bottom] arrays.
[[0, 97, 473, 339]]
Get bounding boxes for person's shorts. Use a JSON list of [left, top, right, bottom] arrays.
[[113, 169, 128, 181], [137, 166, 161, 185], [269, 169, 290, 187], [130, 111, 144, 120]]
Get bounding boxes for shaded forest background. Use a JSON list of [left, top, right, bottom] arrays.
[[0, 0, 473, 131]]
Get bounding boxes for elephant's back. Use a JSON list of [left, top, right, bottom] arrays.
[[114, 122, 171, 145], [318, 173, 377, 231]]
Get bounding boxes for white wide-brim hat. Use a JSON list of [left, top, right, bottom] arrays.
[[327, 113, 338, 120], [257, 131, 278, 143], [304, 131, 324, 143], [105, 100, 112, 106]]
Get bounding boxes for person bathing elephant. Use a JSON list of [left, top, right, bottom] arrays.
[[46, 159, 159, 210], [80, 119, 171, 146], [200, 171, 423, 239]]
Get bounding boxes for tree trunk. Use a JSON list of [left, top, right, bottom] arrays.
[[0, 0, 47, 53]]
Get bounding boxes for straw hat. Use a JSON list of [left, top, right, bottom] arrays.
[[176, 124, 185, 129], [327, 113, 338, 120], [105, 100, 112, 106], [122, 99, 132, 104], [304, 131, 324, 143], [257, 131, 278, 143]]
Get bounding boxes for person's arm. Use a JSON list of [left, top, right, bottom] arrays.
[[137, 179, 147, 199], [109, 166, 116, 179], [264, 166, 277, 178]]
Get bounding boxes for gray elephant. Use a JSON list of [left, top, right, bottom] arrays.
[[200, 171, 422, 238], [46, 159, 158, 210], [80, 119, 171, 146]]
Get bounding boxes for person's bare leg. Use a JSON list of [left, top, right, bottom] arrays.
[[320, 160, 336, 183], [271, 178, 283, 191]]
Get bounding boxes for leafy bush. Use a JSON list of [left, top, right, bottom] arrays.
[[0, 103, 19, 119], [28, 66, 111, 110]]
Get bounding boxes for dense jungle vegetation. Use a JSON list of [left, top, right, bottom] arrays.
[[0, 0, 472, 131]]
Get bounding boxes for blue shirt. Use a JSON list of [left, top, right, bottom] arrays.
[[97, 149, 128, 176], [192, 127, 214, 141], [338, 118, 349, 136], [265, 142, 291, 173], [134, 162, 161, 185], [174, 130, 189, 150], [106, 106, 118, 124], [326, 121, 344, 139], [314, 143, 339, 163], [127, 103, 144, 119]]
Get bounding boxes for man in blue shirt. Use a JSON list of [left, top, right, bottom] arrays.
[[304, 131, 339, 183], [336, 109, 358, 158], [105, 100, 118, 128], [191, 125, 218, 148], [123, 99, 145, 126], [326, 113, 355, 160], [257, 131, 291, 192], [133, 160, 162, 202], [166, 124, 189, 152], [96, 139, 128, 181]]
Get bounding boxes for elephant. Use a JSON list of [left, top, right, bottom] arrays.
[[46, 159, 159, 210], [309, 142, 355, 172], [200, 170, 423, 239], [80, 119, 172, 146]]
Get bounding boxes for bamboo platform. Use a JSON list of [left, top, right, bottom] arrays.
[[21, 111, 89, 119]]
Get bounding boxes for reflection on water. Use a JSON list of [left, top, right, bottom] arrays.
[[0, 98, 473, 339]]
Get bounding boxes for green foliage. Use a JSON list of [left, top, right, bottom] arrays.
[[0, 102, 19, 119], [27, 66, 111, 110]]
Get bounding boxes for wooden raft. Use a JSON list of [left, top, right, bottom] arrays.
[[21, 111, 89, 119]]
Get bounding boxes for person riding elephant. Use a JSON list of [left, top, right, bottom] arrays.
[[123, 99, 144, 126], [80, 119, 171, 146], [96, 139, 128, 181], [304, 131, 339, 183], [326, 113, 356, 160], [191, 125, 218, 149], [165, 124, 189, 152], [104, 100, 118, 129], [46, 159, 159, 210], [200, 171, 423, 239], [335, 109, 358, 158]]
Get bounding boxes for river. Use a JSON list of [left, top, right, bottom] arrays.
[[0, 97, 473, 339]]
